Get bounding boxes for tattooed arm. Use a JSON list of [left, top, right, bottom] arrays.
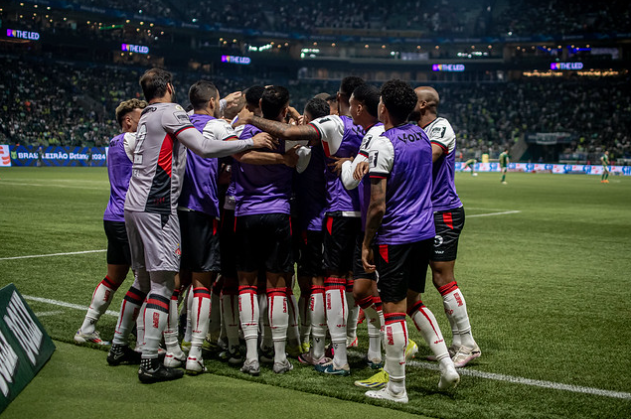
[[249, 115, 320, 146]]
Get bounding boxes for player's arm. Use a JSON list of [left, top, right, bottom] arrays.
[[249, 115, 320, 145], [426, 121, 455, 163], [123, 132, 137, 162], [234, 147, 298, 167], [431, 143, 445, 163]]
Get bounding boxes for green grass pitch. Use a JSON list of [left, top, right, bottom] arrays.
[[1, 167, 630, 418]]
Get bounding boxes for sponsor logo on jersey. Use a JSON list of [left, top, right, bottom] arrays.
[[434, 235, 444, 247]]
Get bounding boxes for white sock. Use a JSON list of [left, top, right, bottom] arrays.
[[190, 287, 211, 359], [80, 276, 120, 334], [357, 295, 382, 362], [221, 285, 240, 352], [164, 289, 183, 356], [184, 286, 194, 343], [345, 280, 359, 344], [238, 285, 259, 362], [286, 288, 301, 348], [258, 291, 273, 351], [309, 285, 327, 359], [268, 287, 289, 363], [408, 301, 450, 361], [142, 293, 170, 359], [384, 313, 408, 395], [112, 286, 146, 346], [439, 281, 475, 348], [325, 277, 348, 367]]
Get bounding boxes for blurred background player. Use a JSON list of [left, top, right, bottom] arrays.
[[499, 148, 510, 184], [462, 158, 478, 176], [74, 98, 146, 346], [109, 68, 274, 384], [361, 80, 459, 404], [415, 86, 480, 368], [601, 150, 610, 183]]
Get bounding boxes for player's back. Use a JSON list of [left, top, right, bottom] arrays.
[[125, 102, 193, 215], [423, 117, 462, 212], [233, 124, 292, 216], [371, 123, 434, 245], [104, 132, 134, 222]]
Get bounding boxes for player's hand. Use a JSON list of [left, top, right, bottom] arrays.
[[362, 244, 376, 273], [353, 161, 369, 180], [223, 91, 242, 106], [251, 132, 278, 150], [287, 106, 302, 121], [328, 156, 351, 175], [234, 106, 254, 127], [283, 145, 300, 167]]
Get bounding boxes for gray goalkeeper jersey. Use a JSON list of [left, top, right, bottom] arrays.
[[125, 102, 253, 214]]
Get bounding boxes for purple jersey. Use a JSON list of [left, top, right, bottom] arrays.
[[309, 115, 364, 215], [423, 117, 462, 212], [369, 124, 435, 245], [234, 124, 292, 216], [296, 142, 326, 231], [179, 114, 238, 217], [103, 132, 134, 222]]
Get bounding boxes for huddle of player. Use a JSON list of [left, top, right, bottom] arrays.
[[73, 68, 480, 403]]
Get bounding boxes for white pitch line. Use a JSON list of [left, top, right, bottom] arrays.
[[408, 360, 631, 400], [0, 249, 106, 261], [0, 181, 107, 190], [468, 210, 521, 218], [34, 310, 64, 317], [23, 295, 118, 317]]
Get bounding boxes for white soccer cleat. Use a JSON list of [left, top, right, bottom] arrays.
[[452, 344, 482, 368], [365, 387, 409, 404], [185, 355, 208, 375], [405, 339, 419, 360], [240, 359, 261, 376], [164, 351, 186, 368], [273, 359, 294, 374], [74, 329, 110, 346], [438, 361, 460, 390]]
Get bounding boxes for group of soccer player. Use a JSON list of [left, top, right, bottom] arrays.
[[73, 68, 480, 403]]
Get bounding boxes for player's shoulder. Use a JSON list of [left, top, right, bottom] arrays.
[[240, 123, 261, 139], [426, 117, 454, 137]]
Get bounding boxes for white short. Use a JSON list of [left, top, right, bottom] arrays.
[[124, 211, 181, 272]]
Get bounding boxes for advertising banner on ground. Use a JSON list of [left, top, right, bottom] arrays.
[[8, 146, 107, 167], [455, 162, 631, 176], [0, 145, 11, 167], [0, 284, 56, 413]]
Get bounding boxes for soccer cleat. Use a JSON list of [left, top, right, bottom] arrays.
[[405, 339, 419, 360], [227, 348, 245, 366], [298, 349, 327, 366], [259, 346, 274, 363], [366, 357, 383, 369], [354, 368, 388, 389], [438, 362, 460, 390], [452, 344, 482, 368], [185, 356, 208, 375], [240, 359, 260, 376], [365, 387, 408, 404], [273, 359, 294, 374], [300, 342, 311, 354], [138, 358, 184, 384], [181, 340, 191, 353], [107, 344, 141, 366], [427, 344, 458, 362], [314, 358, 350, 376], [346, 336, 358, 348], [164, 351, 186, 368], [74, 329, 110, 346]]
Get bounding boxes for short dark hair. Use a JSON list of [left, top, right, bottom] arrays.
[[115, 98, 147, 128], [380, 80, 417, 124], [352, 84, 380, 118], [189, 80, 219, 111], [339, 76, 365, 98], [304, 98, 330, 120], [139, 68, 173, 101], [261, 85, 290, 120], [245, 85, 265, 107]]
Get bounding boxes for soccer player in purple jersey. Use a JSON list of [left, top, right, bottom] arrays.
[[361, 80, 459, 403], [74, 99, 146, 347], [415, 86, 481, 368], [233, 86, 298, 376], [108, 68, 275, 384], [237, 77, 366, 375]]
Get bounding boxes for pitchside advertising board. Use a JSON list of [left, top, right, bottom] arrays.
[[6, 145, 108, 167], [455, 162, 631, 176], [0, 284, 56, 413]]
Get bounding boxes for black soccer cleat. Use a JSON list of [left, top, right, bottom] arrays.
[[107, 344, 142, 366], [138, 358, 184, 384]]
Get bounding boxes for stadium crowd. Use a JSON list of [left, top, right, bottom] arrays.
[[2, 55, 629, 161]]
